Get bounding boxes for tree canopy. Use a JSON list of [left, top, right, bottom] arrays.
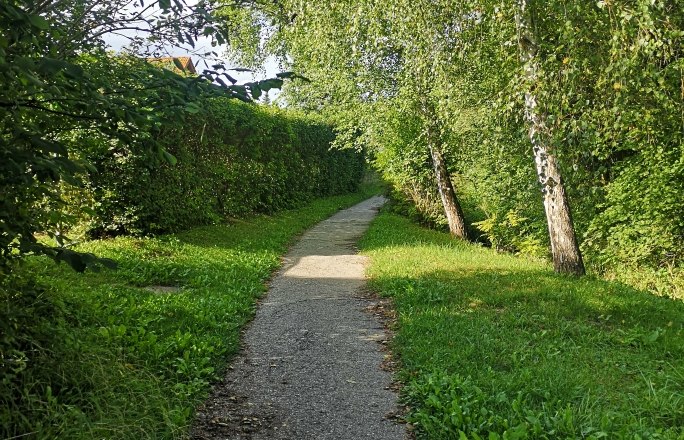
[[223, 0, 683, 287]]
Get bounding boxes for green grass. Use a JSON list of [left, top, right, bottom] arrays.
[[360, 212, 684, 439], [0, 184, 380, 439]]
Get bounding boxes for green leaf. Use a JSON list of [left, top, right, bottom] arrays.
[[185, 102, 201, 113], [247, 82, 262, 99], [36, 58, 84, 80], [28, 14, 49, 30], [30, 136, 68, 155], [257, 78, 284, 91], [276, 71, 310, 82], [275, 71, 296, 79], [162, 150, 177, 165]]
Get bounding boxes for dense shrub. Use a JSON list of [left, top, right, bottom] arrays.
[[80, 99, 364, 237]]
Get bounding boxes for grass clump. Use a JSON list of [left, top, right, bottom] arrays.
[[360, 212, 684, 439], [0, 184, 380, 439]]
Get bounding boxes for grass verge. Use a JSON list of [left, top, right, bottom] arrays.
[[1, 184, 380, 439], [360, 212, 684, 439]]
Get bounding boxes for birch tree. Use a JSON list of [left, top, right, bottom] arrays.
[[223, 0, 471, 238], [515, 0, 585, 274]]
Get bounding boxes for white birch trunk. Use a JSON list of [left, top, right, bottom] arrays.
[[429, 143, 467, 239], [516, 0, 585, 275], [423, 115, 468, 239]]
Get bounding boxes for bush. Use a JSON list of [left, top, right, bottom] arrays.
[[80, 99, 364, 237]]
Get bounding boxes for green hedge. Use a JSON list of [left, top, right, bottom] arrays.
[[82, 99, 364, 236]]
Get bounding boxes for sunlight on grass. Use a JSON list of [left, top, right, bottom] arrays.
[[1, 185, 380, 439], [360, 213, 684, 439]]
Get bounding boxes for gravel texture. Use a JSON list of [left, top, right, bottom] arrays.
[[191, 196, 405, 440]]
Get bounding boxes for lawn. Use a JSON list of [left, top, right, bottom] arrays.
[[1, 185, 379, 439], [360, 212, 684, 439]]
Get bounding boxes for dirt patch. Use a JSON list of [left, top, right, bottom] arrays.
[[357, 288, 413, 433], [191, 389, 286, 439], [143, 285, 182, 294]]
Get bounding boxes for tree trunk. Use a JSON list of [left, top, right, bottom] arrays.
[[428, 142, 468, 240], [419, 95, 468, 240], [516, 0, 585, 275]]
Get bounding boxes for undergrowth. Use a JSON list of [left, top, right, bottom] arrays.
[[360, 212, 684, 439], [0, 182, 380, 439]]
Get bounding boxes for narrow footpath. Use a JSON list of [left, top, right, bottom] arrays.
[[191, 196, 405, 440]]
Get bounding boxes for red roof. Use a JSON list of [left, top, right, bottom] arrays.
[[147, 56, 197, 75]]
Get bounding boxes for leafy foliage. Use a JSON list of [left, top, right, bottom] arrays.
[[0, 0, 299, 273], [78, 95, 364, 237], [224, 0, 684, 294]]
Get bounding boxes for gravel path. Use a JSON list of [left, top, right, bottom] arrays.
[[191, 196, 405, 440]]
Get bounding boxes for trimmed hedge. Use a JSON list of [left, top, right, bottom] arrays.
[[83, 99, 364, 236]]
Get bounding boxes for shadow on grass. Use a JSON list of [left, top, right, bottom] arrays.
[[361, 212, 684, 436], [397, 269, 683, 325]]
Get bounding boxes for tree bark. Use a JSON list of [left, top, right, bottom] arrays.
[[427, 141, 468, 240], [516, 0, 585, 275]]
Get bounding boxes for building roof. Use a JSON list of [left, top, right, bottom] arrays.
[[147, 56, 197, 75]]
